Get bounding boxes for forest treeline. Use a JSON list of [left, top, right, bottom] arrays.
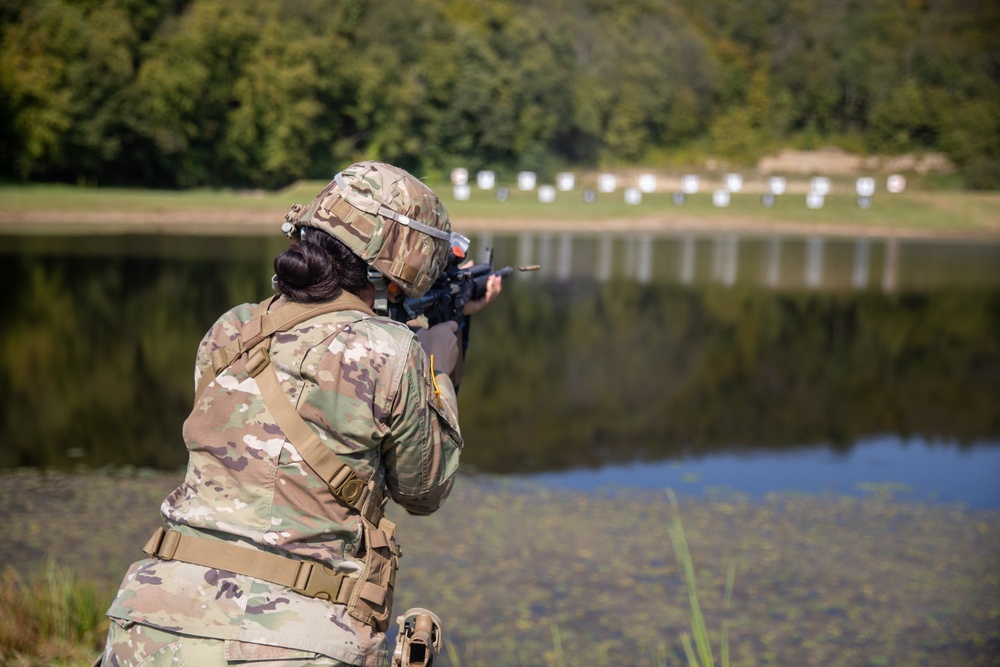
[[0, 0, 998, 189]]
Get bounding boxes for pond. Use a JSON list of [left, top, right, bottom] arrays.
[[2, 231, 998, 507]]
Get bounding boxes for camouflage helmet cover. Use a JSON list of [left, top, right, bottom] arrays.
[[284, 161, 452, 298]]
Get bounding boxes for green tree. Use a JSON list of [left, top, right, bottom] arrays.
[[0, 1, 137, 182], [868, 80, 935, 153], [223, 8, 348, 187], [0, 0, 998, 187], [0, 2, 76, 179], [603, 84, 649, 163], [129, 0, 267, 185]]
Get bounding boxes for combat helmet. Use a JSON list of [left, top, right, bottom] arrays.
[[282, 161, 453, 303]]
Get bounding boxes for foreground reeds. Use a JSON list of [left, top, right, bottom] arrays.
[[0, 563, 107, 666], [667, 489, 733, 667]]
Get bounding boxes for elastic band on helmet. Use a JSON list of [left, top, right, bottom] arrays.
[[334, 172, 451, 242]]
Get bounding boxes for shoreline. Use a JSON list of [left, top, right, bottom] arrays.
[[1, 208, 998, 241]]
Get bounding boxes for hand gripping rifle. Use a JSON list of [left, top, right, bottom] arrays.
[[388, 233, 538, 358]]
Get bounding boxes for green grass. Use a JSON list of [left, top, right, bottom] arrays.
[[0, 563, 109, 666], [0, 181, 310, 212], [667, 489, 733, 667], [0, 181, 998, 234], [445, 186, 1000, 233]]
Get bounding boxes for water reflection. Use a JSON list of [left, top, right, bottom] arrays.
[[2, 232, 998, 504], [852, 239, 870, 289], [497, 232, 999, 291]]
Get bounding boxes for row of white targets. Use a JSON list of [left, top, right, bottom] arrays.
[[450, 168, 908, 209]]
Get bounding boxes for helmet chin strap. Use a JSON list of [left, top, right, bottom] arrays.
[[367, 267, 389, 316]]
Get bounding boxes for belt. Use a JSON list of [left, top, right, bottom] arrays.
[[143, 527, 355, 604]]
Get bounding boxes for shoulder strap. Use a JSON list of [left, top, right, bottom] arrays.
[[247, 306, 395, 631], [193, 290, 386, 521], [212, 291, 374, 378], [188, 290, 399, 631], [194, 290, 374, 404], [255, 360, 385, 521]]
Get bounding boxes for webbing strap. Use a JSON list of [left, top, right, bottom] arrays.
[[191, 291, 386, 519], [194, 291, 374, 405], [255, 360, 385, 522], [143, 527, 355, 603], [235, 294, 387, 521], [175, 292, 395, 624], [212, 291, 374, 377]]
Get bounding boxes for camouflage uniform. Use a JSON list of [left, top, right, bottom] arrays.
[[103, 295, 462, 667]]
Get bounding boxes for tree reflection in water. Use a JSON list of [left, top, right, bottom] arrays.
[[2, 233, 998, 497]]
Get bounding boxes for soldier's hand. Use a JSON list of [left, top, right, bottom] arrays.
[[463, 273, 503, 316], [416, 321, 460, 377]]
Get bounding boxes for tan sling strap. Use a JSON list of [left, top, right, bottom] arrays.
[[244, 300, 401, 630], [255, 359, 387, 525], [233, 294, 388, 523], [194, 290, 387, 521], [177, 290, 400, 627], [143, 527, 355, 604], [194, 290, 376, 405]]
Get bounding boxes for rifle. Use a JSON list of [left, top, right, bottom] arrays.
[[389, 233, 538, 358]]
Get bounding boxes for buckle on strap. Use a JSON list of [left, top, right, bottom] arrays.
[[245, 347, 271, 378], [327, 465, 386, 526], [293, 561, 355, 603], [327, 463, 368, 508]]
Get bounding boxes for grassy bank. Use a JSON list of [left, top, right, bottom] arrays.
[[0, 182, 998, 238], [0, 565, 107, 666], [1, 469, 998, 666]]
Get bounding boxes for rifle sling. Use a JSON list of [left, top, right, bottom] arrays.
[[253, 348, 385, 522], [250, 292, 384, 518], [153, 291, 392, 609], [170, 290, 405, 628], [195, 290, 375, 404]]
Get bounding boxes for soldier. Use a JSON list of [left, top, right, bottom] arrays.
[[100, 162, 499, 667]]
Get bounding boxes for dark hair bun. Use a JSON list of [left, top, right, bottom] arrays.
[[273, 238, 338, 301], [272, 227, 372, 303]]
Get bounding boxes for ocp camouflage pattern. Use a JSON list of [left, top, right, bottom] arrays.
[[105, 297, 463, 667], [289, 161, 452, 298], [102, 617, 351, 665]]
